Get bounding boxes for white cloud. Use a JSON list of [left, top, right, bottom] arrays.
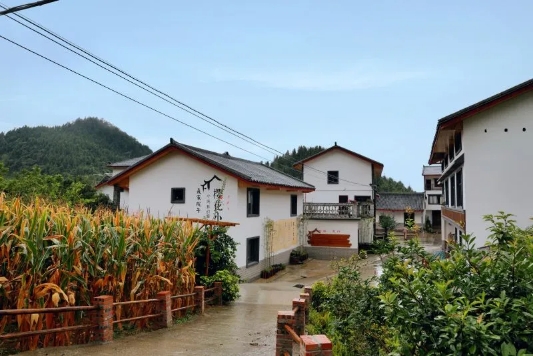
[[210, 64, 427, 91]]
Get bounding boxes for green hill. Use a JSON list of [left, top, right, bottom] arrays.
[[0, 117, 153, 177]]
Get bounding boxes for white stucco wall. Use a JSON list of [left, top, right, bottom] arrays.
[[111, 168, 126, 176], [425, 189, 443, 211], [302, 149, 373, 203], [306, 220, 360, 247], [234, 188, 303, 267], [125, 151, 302, 270], [462, 91, 533, 247], [98, 185, 114, 201]]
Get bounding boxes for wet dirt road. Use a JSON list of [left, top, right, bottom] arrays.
[[18, 235, 441, 355]]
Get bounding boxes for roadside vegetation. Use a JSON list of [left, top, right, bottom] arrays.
[[308, 212, 533, 355]]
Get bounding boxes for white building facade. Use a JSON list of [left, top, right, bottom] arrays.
[[293, 143, 383, 204], [292, 144, 383, 253], [422, 165, 443, 231], [429, 79, 533, 249], [97, 139, 314, 281]]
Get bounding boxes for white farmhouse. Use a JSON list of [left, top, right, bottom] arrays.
[[429, 78, 533, 249], [291, 143, 383, 255], [293, 142, 383, 204], [422, 165, 443, 231], [376, 192, 424, 230], [97, 139, 315, 281]]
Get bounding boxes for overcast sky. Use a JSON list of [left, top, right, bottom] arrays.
[[2, 0, 532, 190]]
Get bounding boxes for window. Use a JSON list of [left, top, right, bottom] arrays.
[[443, 180, 448, 206], [170, 188, 185, 204], [246, 237, 260, 267], [338, 195, 348, 203], [354, 195, 371, 202], [327, 171, 339, 184], [450, 175, 456, 207], [434, 178, 442, 188], [449, 144, 455, 161], [247, 188, 260, 217], [428, 195, 441, 205], [404, 211, 415, 226], [456, 169, 463, 207], [425, 179, 432, 190], [290, 195, 298, 216], [454, 132, 462, 154]]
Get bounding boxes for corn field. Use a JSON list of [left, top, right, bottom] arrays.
[[0, 195, 201, 351]]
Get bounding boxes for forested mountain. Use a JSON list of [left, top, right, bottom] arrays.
[[264, 145, 326, 177], [266, 145, 414, 193], [0, 117, 152, 177]]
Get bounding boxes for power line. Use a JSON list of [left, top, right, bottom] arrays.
[[0, 6, 374, 188], [0, 3, 280, 157], [0, 7, 281, 158], [0, 32, 373, 188], [0, 0, 56, 16], [0, 34, 270, 162]]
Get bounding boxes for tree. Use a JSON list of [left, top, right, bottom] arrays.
[[376, 175, 414, 193]]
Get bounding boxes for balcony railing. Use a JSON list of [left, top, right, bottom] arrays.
[[303, 202, 373, 220]]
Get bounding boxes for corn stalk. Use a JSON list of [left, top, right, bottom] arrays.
[[0, 194, 201, 351]]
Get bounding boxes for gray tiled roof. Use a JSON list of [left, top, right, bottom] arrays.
[[174, 141, 314, 189], [422, 165, 442, 176], [376, 192, 424, 211], [108, 155, 149, 167]]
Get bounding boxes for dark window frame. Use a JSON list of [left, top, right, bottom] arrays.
[[425, 179, 432, 190], [443, 179, 448, 206], [456, 169, 463, 208], [246, 236, 260, 267], [450, 175, 456, 207], [247, 188, 260, 217], [353, 195, 371, 202], [428, 194, 441, 205], [327, 170, 339, 184], [454, 132, 462, 154], [170, 187, 185, 204], [290, 194, 298, 216]]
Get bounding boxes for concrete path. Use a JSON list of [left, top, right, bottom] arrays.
[[18, 236, 440, 355], [18, 260, 339, 356]]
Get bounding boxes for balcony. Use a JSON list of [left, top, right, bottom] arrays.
[[441, 206, 466, 229], [303, 202, 373, 220]]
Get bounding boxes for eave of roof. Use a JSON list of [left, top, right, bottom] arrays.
[[96, 140, 315, 191], [429, 78, 533, 164], [292, 145, 384, 177]]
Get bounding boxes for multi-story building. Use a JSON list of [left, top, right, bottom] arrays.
[[428, 78, 533, 248], [422, 165, 443, 231]]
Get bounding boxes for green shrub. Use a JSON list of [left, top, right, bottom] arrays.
[[308, 212, 533, 355], [200, 269, 240, 304]]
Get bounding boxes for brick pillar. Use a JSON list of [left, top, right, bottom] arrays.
[[93, 295, 114, 343], [214, 281, 223, 305], [299, 292, 310, 325], [292, 298, 306, 336], [300, 335, 332, 356], [276, 311, 295, 356], [194, 286, 205, 315], [156, 291, 172, 328], [304, 286, 312, 301]]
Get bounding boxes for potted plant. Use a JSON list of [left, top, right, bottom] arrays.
[[289, 249, 309, 264], [260, 267, 273, 279]]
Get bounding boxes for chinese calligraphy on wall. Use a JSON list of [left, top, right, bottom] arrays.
[[196, 174, 227, 221]]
